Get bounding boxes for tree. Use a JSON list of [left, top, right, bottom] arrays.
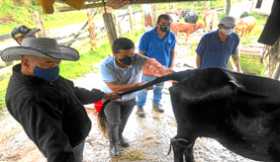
[[262, 38, 280, 79], [225, 0, 231, 16]]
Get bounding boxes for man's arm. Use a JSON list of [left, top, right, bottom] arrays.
[[74, 87, 108, 103], [169, 49, 176, 69], [196, 54, 201, 68], [196, 35, 207, 69], [142, 57, 173, 77], [105, 82, 142, 93], [9, 97, 75, 162], [231, 53, 242, 72]]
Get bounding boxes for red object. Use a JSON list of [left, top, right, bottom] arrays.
[[94, 100, 104, 113]]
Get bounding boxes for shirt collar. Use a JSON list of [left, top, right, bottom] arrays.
[[152, 27, 170, 40]]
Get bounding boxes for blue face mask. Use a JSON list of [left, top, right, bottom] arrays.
[[34, 66, 59, 81]]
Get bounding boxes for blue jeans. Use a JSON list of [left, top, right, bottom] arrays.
[[136, 75, 164, 109]]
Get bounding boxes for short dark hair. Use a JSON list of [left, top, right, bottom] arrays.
[[112, 37, 135, 53], [157, 14, 172, 24]]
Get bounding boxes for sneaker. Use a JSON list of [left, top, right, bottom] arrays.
[[153, 104, 164, 113], [109, 144, 121, 157], [136, 107, 146, 118]]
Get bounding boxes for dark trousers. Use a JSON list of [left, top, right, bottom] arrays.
[[73, 141, 85, 162], [104, 99, 135, 145]]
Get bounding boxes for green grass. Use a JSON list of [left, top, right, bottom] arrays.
[[0, 0, 88, 35], [42, 11, 87, 29], [60, 43, 110, 79], [240, 54, 265, 76]]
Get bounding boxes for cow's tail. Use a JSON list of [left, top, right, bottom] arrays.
[[97, 73, 177, 137], [97, 107, 108, 137], [119, 73, 178, 96]]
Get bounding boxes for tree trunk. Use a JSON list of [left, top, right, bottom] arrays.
[[142, 4, 154, 30], [128, 6, 134, 32], [87, 9, 97, 48], [32, 11, 46, 37], [262, 38, 280, 79], [225, 0, 231, 16], [103, 12, 118, 46]]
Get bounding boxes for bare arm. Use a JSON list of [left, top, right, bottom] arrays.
[[196, 54, 201, 68], [170, 49, 176, 69], [105, 82, 142, 93], [136, 52, 172, 77], [231, 53, 242, 73]]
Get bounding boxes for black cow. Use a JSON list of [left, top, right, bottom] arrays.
[[98, 68, 280, 162], [181, 10, 198, 24]]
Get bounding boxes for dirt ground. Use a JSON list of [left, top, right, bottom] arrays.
[[0, 33, 261, 162]]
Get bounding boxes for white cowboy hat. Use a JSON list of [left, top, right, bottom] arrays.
[[0, 37, 80, 62]]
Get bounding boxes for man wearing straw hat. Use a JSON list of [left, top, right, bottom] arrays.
[[0, 37, 117, 162]]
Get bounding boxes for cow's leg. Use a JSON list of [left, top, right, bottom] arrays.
[[169, 86, 196, 162], [171, 136, 195, 162]]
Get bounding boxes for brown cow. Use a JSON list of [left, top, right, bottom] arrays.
[[170, 22, 204, 43], [235, 16, 256, 37], [203, 9, 218, 32]]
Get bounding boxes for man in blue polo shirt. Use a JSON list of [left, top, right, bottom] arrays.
[[196, 16, 242, 72], [136, 14, 176, 118]]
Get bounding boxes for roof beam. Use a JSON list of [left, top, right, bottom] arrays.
[[58, 0, 211, 12]]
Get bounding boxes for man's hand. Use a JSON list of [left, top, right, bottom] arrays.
[[143, 58, 173, 77], [106, 0, 130, 9], [104, 92, 120, 100]]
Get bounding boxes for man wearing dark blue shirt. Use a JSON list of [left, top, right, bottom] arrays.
[[196, 16, 242, 72], [136, 14, 176, 117]]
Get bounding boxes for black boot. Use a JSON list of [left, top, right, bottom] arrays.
[[120, 135, 129, 148], [119, 121, 130, 148]]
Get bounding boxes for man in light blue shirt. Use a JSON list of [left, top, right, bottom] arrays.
[[100, 37, 171, 157], [136, 14, 176, 117]]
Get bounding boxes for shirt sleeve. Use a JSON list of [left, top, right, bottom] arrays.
[[196, 35, 207, 57], [134, 54, 147, 68], [100, 63, 115, 83], [64, 79, 105, 104], [8, 96, 75, 162], [74, 87, 105, 104], [139, 33, 149, 55], [171, 34, 176, 50]]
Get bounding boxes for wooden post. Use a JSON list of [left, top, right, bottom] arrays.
[[87, 9, 97, 48], [142, 4, 153, 30], [128, 6, 134, 32], [115, 14, 122, 36], [103, 12, 118, 46], [151, 4, 157, 26], [225, 0, 231, 16], [32, 11, 46, 37]]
